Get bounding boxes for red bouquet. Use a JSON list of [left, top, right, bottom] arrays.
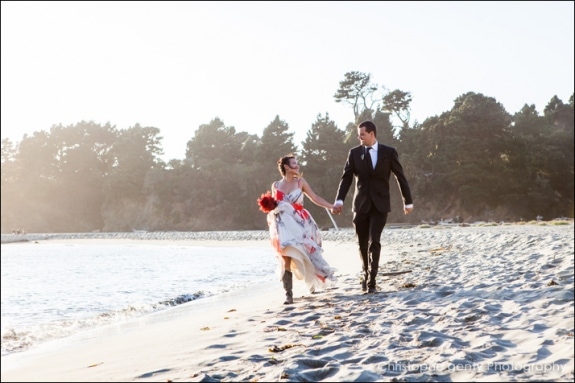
[[257, 190, 278, 213]]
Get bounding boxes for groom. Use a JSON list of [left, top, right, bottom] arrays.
[[332, 120, 413, 294]]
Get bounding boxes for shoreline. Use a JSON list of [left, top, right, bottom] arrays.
[[2, 219, 572, 244], [2, 223, 573, 382]]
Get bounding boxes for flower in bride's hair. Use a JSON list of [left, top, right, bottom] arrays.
[[257, 191, 278, 213]]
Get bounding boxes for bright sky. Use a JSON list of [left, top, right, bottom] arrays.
[[2, 1, 573, 161]]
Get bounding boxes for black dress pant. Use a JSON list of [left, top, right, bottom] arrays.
[[353, 204, 388, 288]]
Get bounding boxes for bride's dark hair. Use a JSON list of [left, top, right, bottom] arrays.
[[277, 153, 302, 178]]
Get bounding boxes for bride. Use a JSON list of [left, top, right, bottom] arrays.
[[264, 153, 337, 304]]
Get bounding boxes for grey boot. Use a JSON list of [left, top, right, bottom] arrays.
[[282, 271, 293, 304]]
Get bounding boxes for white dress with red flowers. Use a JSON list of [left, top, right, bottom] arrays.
[[267, 182, 337, 292]]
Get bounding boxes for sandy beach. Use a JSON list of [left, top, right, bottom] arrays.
[[1, 222, 573, 382]]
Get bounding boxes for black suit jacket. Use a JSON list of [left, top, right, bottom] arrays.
[[335, 143, 413, 214]]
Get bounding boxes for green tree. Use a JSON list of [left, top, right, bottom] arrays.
[[299, 113, 349, 229], [507, 104, 553, 219], [101, 123, 165, 231], [258, 115, 298, 161], [405, 93, 513, 221], [334, 71, 379, 122], [2, 122, 118, 232], [372, 109, 397, 147], [381, 89, 413, 130], [186, 117, 243, 169], [1, 138, 20, 232], [49, 121, 117, 231], [334, 72, 412, 144], [543, 95, 574, 210], [507, 95, 575, 221], [182, 118, 266, 230]]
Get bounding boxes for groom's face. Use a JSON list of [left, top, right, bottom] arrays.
[[357, 127, 376, 147]]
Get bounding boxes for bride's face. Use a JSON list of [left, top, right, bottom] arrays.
[[286, 159, 299, 174]]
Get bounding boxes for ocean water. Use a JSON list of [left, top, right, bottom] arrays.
[[1, 240, 277, 357]]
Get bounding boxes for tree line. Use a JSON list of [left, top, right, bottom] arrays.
[[1, 72, 573, 233]]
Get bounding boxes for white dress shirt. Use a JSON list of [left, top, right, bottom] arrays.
[[366, 142, 377, 169]]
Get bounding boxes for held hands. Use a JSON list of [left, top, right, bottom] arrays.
[[404, 206, 413, 215], [331, 204, 342, 215]]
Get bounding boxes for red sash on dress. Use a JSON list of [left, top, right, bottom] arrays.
[[292, 203, 310, 220]]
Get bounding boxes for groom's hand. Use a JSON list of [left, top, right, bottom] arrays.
[[332, 200, 343, 215]]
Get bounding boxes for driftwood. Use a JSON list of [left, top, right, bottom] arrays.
[[379, 270, 412, 276]]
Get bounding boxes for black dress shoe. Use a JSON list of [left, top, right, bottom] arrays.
[[367, 287, 376, 294], [361, 280, 367, 292]]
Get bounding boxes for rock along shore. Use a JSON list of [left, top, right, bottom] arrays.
[[0, 228, 360, 244], [2, 220, 571, 244]]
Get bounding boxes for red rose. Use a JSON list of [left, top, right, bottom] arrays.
[[257, 191, 278, 213]]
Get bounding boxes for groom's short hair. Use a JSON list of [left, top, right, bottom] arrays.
[[358, 120, 377, 137]]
